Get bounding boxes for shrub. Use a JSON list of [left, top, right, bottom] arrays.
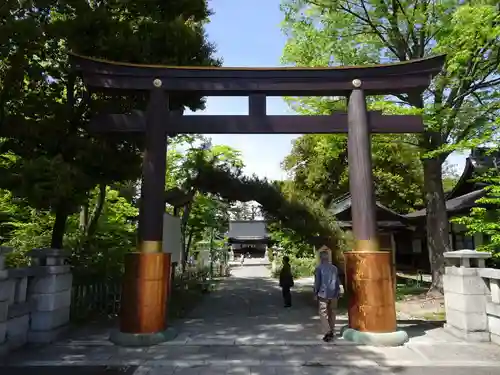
[[272, 254, 317, 279], [267, 248, 275, 262]]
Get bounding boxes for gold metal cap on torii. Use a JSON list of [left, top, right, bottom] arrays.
[[355, 239, 380, 252], [140, 240, 163, 253]]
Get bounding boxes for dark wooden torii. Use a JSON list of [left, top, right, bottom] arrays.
[[70, 53, 445, 341]]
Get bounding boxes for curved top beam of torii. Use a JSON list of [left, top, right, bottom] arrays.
[[69, 52, 445, 96]]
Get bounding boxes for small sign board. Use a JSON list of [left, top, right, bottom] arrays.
[[162, 213, 182, 264]]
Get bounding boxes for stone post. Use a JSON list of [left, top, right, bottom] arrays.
[[27, 248, 72, 343], [478, 267, 500, 345], [443, 249, 492, 341], [0, 247, 14, 355]]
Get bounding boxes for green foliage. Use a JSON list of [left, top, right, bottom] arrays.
[[267, 249, 275, 262], [282, 134, 424, 212], [280, 0, 500, 289], [191, 155, 344, 251], [1, 186, 139, 275], [0, 0, 219, 247], [3, 210, 53, 267], [66, 187, 139, 280], [268, 224, 315, 258], [229, 201, 261, 220], [452, 168, 500, 267], [0, 189, 54, 267], [165, 138, 343, 262], [442, 161, 461, 193], [272, 254, 317, 279], [166, 138, 245, 256]]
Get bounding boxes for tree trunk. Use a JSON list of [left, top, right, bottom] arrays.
[[186, 229, 194, 259], [86, 184, 106, 238], [181, 228, 194, 273], [180, 201, 193, 235], [423, 156, 451, 295], [180, 201, 193, 271], [51, 205, 69, 249], [79, 202, 88, 232]]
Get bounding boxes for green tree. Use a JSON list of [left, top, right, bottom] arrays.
[[66, 187, 139, 280], [452, 167, 500, 267], [192, 157, 344, 252], [442, 161, 461, 193], [185, 193, 230, 253], [0, 185, 139, 274], [0, 0, 219, 248], [165, 138, 245, 264], [281, 0, 500, 292], [229, 201, 261, 220], [451, 138, 500, 268], [282, 134, 424, 213]]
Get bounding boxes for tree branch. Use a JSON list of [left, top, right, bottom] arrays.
[[308, 0, 402, 60], [86, 184, 106, 238]]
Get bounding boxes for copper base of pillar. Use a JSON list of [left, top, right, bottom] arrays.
[[344, 251, 397, 333], [120, 252, 171, 334]]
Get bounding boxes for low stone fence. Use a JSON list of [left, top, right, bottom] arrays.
[[443, 249, 499, 345], [0, 247, 72, 356]]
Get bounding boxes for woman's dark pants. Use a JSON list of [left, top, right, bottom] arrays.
[[281, 286, 292, 307]]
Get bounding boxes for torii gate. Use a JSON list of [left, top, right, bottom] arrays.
[[70, 53, 445, 345]]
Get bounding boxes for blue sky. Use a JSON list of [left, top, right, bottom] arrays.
[[185, 0, 467, 179]]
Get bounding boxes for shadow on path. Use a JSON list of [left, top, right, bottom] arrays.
[[2, 262, 500, 374], [174, 272, 328, 344]]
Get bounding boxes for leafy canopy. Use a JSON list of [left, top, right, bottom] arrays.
[[0, 0, 220, 247], [281, 0, 500, 155], [282, 133, 424, 213]]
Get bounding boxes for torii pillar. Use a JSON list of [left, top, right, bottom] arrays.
[[342, 78, 405, 345], [111, 78, 174, 345], [69, 52, 445, 346]]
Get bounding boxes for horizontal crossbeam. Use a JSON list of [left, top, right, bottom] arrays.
[[80, 74, 433, 96], [89, 112, 424, 134], [70, 53, 446, 96]]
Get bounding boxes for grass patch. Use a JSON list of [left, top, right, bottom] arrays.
[[395, 283, 428, 301], [395, 275, 430, 301], [421, 311, 446, 321]]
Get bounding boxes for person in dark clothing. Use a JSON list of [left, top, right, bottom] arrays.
[[279, 256, 294, 307]]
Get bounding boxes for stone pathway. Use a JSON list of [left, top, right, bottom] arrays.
[[2, 259, 500, 374]]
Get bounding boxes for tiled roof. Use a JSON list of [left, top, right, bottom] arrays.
[[405, 189, 486, 218], [328, 193, 408, 220]]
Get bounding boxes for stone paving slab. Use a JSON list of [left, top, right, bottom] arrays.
[[3, 261, 500, 374], [0, 367, 138, 375], [407, 342, 500, 363], [138, 365, 500, 375], [2, 366, 500, 375], [5, 342, 500, 368]]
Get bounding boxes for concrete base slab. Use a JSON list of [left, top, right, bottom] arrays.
[[342, 328, 409, 347], [28, 325, 69, 344], [444, 324, 490, 342], [110, 327, 177, 347], [491, 332, 500, 345], [0, 341, 7, 358]]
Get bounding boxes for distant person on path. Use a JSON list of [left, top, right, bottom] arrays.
[[279, 256, 294, 308], [240, 254, 245, 266], [314, 251, 341, 342]]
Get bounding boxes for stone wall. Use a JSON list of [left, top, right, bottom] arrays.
[[443, 249, 500, 345], [0, 247, 72, 356]]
